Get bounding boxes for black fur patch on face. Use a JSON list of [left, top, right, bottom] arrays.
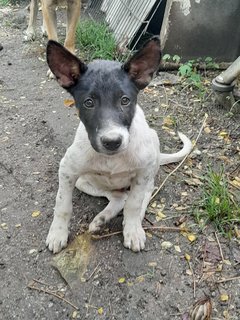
[[68, 60, 139, 152]]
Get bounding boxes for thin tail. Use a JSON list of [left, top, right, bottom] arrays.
[[159, 132, 193, 165]]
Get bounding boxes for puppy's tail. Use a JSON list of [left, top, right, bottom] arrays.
[[159, 132, 193, 165]]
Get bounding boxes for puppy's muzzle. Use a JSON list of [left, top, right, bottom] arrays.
[[100, 135, 122, 151]]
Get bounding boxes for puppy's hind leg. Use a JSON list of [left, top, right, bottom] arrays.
[[76, 178, 127, 233]]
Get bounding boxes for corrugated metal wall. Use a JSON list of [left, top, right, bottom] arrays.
[[86, 0, 160, 48]]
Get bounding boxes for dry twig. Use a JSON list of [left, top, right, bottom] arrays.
[[215, 232, 225, 262], [28, 279, 79, 310], [216, 275, 240, 284], [91, 225, 187, 240]]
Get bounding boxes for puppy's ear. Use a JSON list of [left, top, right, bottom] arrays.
[[123, 36, 161, 90], [46, 40, 87, 88]]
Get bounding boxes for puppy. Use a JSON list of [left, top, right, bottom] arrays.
[[45, 37, 192, 253], [25, 0, 81, 55]]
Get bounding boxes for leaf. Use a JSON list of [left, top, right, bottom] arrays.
[[148, 262, 157, 267], [156, 211, 166, 221], [98, 307, 103, 315], [186, 269, 193, 276], [162, 53, 171, 61], [146, 232, 153, 238], [174, 245, 181, 253], [161, 241, 173, 249], [185, 178, 203, 186], [1, 223, 8, 230], [162, 116, 174, 127], [173, 55, 181, 63], [232, 177, 240, 187], [187, 234, 197, 242], [220, 294, 229, 302], [118, 277, 125, 284], [185, 253, 191, 262], [179, 64, 192, 76], [63, 99, 75, 108], [31, 210, 41, 217], [218, 131, 228, 138], [204, 126, 211, 134]]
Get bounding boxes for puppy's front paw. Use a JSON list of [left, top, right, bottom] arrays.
[[46, 219, 69, 254], [89, 215, 106, 233], [123, 223, 146, 252]]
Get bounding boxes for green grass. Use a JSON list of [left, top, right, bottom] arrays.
[[195, 167, 240, 236], [0, 0, 10, 6], [76, 20, 118, 61]]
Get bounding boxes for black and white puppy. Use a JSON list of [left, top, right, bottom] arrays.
[[46, 37, 192, 253]]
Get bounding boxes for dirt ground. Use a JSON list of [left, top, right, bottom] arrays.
[[0, 4, 240, 320]]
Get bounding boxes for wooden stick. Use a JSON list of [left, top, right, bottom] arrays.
[[91, 226, 187, 240], [217, 276, 240, 284], [215, 232, 225, 262], [28, 281, 79, 310], [150, 113, 209, 201]]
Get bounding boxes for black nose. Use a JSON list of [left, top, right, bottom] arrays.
[[101, 136, 122, 151]]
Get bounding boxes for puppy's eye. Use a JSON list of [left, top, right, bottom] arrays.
[[84, 98, 94, 109], [121, 96, 130, 106]]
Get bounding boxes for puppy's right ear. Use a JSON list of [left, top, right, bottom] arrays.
[[46, 40, 87, 88]]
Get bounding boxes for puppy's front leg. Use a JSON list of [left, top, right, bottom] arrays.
[[46, 156, 79, 253], [123, 171, 155, 252]]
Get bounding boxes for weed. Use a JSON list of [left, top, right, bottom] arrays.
[[76, 20, 117, 61], [0, 0, 10, 6], [195, 167, 240, 236]]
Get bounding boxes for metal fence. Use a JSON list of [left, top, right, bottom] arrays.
[[84, 0, 164, 51]]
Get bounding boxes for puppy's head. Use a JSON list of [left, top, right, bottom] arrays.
[[47, 37, 161, 155]]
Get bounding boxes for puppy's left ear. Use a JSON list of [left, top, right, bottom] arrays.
[[123, 36, 161, 90], [47, 40, 87, 88]]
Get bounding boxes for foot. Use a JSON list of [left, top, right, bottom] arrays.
[[123, 222, 146, 252], [46, 217, 69, 253], [89, 214, 107, 233]]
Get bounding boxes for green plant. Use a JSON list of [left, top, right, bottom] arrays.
[[0, 0, 10, 6], [76, 20, 117, 61], [195, 167, 240, 236]]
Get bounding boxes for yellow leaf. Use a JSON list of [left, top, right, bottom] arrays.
[[98, 307, 103, 315], [72, 311, 79, 319], [223, 259, 231, 265], [185, 253, 191, 261], [136, 275, 145, 283], [187, 234, 197, 242], [63, 99, 75, 108], [127, 281, 134, 287], [146, 232, 153, 238], [148, 262, 157, 267], [232, 178, 240, 187], [1, 223, 8, 230], [174, 245, 181, 253], [220, 294, 229, 302], [151, 201, 157, 208], [186, 269, 193, 276], [204, 126, 211, 134], [219, 131, 228, 138], [161, 241, 173, 249], [162, 116, 174, 127], [32, 210, 41, 218], [118, 277, 125, 284], [156, 211, 166, 221]]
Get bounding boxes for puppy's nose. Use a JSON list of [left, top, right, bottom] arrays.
[[101, 135, 122, 151]]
